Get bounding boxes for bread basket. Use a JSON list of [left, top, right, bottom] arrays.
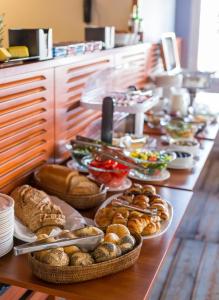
[[34, 171, 107, 210], [28, 233, 142, 284]]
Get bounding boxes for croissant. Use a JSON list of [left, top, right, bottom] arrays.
[[11, 185, 65, 232], [127, 218, 145, 234], [112, 213, 127, 226], [142, 185, 156, 196], [142, 222, 157, 235], [133, 195, 150, 209]]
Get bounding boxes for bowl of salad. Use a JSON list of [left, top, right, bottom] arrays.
[[125, 150, 176, 176], [83, 156, 130, 188], [164, 120, 197, 139]]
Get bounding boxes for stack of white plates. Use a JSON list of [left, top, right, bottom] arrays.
[[0, 194, 14, 257]]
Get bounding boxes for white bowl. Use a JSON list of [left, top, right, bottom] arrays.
[[168, 151, 193, 169], [170, 139, 200, 156]]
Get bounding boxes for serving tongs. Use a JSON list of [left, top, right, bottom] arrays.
[[14, 231, 104, 256], [111, 199, 158, 216]]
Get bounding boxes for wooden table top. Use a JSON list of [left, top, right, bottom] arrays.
[[135, 138, 214, 191], [0, 187, 192, 300]]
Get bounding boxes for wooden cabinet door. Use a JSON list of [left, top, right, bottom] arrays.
[[114, 44, 150, 88], [0, 69, 54, 193], [54, 55, 113, 162]]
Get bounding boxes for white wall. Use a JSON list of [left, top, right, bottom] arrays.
[[0, 0, 132, 46], [139, 0, 176, 42]]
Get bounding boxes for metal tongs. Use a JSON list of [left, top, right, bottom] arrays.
[[14, 231, 104, 256], [72, 137, 150, 175], [111, 199, 157, 216]]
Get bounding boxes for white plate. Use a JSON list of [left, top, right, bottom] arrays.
[[129, 169, 170, 182], [94, 193, 173, 240], [0, 242, 13, 258], [66, 159, 88, 173], [14, 195, 87, 243]]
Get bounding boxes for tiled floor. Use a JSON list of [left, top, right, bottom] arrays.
[[149, 145, 219, 300]]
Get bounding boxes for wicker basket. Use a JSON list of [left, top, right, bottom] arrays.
[[28, 234, 142, 284], [34, 171, 107, 210]]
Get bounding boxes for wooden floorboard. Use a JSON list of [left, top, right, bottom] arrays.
[[149, 144, 219, 300], [148, 238, 181, 300], [159, 239, 205, 300], [191, 242, 219, 300]]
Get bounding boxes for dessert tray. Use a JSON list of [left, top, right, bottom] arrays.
[[94, 193, 173, 240], [14, 196, 86, 243]]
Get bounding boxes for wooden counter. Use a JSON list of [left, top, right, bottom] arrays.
[[0, 187, 192, 300]]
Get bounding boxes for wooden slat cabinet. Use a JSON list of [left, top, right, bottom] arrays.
[[114, 44, 150, 88], [54, 55, 113, 162], [0, 69, 54, 193]]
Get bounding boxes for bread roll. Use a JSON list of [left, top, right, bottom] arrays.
[[93, 243, 121, 263], [70, 252, 94, 266], [104, 233, 120, 244], [106, 224, 130, 238]]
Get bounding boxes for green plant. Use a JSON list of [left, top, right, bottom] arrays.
[[0, 14, 5, 47]]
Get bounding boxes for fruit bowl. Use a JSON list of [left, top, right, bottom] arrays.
[[125, 150, 176, 176], [83, 156, 130, 188]]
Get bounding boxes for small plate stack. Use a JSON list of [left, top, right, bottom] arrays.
[[0, 194, 14, 257]]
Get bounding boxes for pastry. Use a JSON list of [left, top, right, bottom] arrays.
[[104, 233, 120, 244], [129, 211, 143, 219], [119, 235, 136, 254], [74, 226, 103, 237], [58, 230, 77, 239], [70, 252, 94, 266], [142, 222, 157, 235], [106, 224, 130, 238], [43, 249, 69, 266], [36, 164, 99, 195], [124, 184, 143, 196], [133, 195, 150, 209], [127, 218, 146, 234], [142, 185, 156, 196], [114, 207, 129, 219], [64, 245, 81, 256], [11, 185, 65, 232], [150, 197, 167, 206], [112, 213, 127, 226], [93, 242, 121, 263]]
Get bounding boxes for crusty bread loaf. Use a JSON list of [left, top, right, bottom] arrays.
[[36, 164, 99, 195], [11, 185, 66, 232], [36, 165, 79, 194]]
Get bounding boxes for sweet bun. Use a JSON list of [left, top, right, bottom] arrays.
[[106, 224, 130, 238], [104, 233, 120, 244], [93, 242, 121, 262], [70, 252, 94, 266]]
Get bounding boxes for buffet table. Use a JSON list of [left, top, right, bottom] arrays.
[[0, 187, 192, 300]]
